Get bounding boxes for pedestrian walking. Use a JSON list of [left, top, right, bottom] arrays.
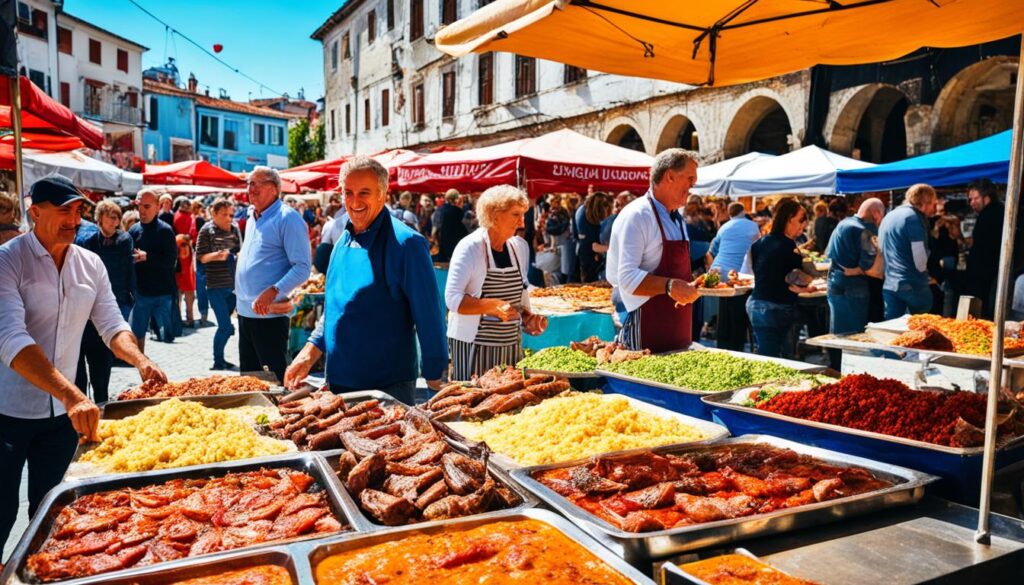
[[196, 198, 242, 370], [129, 189, 178, 351]]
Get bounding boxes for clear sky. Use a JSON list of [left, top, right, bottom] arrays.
[[64, 0, 343, 103]]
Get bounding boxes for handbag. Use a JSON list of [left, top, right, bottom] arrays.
[[535, 248, 561, 273]]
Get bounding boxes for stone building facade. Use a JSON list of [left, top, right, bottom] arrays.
[[313, 0, 1019, 167]]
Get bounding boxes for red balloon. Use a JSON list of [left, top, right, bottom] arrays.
[[213, 44, 223, 53]]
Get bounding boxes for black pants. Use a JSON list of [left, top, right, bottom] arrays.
[[76, 321, 113, 404], [238, 315, 290, 384], [0, 413, 78, 553], [717, 294, 751, 351]]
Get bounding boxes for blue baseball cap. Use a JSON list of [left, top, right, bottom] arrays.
[[29, 176, 86, 207]]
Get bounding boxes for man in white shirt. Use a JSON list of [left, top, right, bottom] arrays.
[[607, 149, 701, 353], [0, 176, 167, 553]]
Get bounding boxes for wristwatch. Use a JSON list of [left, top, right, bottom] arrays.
[[665, 279, 674, 297]]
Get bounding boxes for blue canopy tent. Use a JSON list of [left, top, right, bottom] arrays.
[[836, 130, 1011, 193]]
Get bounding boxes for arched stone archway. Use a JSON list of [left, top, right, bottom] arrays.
[[655, 114, 699, 153], [607, 123, 647, 153], [932, 56, 1018, 150], [830, 84, 909, 162], [723, 96, 793, 158]]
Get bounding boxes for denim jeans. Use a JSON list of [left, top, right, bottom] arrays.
[[131, 294, 173, 342], [883, 284, 932, 320], [746, 297, 797, 358], [827, 277, 872, 335], [195, 262, 209, 318], [207, 287, 237, 366]]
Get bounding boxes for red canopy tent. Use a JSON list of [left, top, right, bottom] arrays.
[[0, 76, 104, 149], [394, 130, 652, 197], [143, 160, 246, 189], [281, 149, 422, 193], [280, 170, 333, 194]]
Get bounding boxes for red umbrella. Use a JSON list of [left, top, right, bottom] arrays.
[[0, 76, 104, 149], [143, 160, 245, 188]]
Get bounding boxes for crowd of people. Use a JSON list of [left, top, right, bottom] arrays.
[[0, 150, 1014, 555]]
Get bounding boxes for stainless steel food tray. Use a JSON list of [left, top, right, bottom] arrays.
[[662, 548, 810, 585], [302, 508, 655, 584], [74, 546, 299, 585], [806, 332, 1024, 370], [1, 452, 363, 585], [440, 392, 730, 471], [510, 434, 937, 562]]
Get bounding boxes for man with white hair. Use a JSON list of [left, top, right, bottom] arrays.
[[235, 166, 311, 382], [284, 156, 446, 404], [826, 198, 885, 341]]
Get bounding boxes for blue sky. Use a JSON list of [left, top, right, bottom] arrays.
[[65, 0, 343, 102]]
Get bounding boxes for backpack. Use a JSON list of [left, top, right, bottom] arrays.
[[545, 211, 569, 237]]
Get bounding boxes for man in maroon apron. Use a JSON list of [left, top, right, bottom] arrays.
[[607, 149, 701, 353]]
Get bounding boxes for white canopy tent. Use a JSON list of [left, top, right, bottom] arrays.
[[22, 149, 143, 193], [692, 151, 776, 196], [725, 145, 875, 196]]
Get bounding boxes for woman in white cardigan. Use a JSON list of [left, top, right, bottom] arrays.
[[446, 185, 548, 380]]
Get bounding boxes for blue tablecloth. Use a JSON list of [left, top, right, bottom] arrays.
[[523, 311, 616, 351]]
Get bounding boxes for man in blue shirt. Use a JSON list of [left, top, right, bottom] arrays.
[[708, 202, 762, 350], [826, 198, 885, 339], [235, 167, 311, 383], [879, 184, 937, 319], [283, 157, 447, 404]]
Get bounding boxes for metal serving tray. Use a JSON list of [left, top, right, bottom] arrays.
[[302, 508, 656, 584], [75, 546, 299, 585], [702, 389, 1024, 504], [321, 437, 539, 532], [510, 434, 936, 563], [66, 393, 290, 481], [1, 453, 363, 585], [662, 548, 813, 585], [597, 349, 825, 420], [806, 332, 1024, 370], [441, 393, 730, 471]]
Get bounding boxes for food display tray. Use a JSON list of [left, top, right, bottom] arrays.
[[0, 453, 364, 585], [440, 393, 730, 471], [510, 435, 936, 563], [597, 349, 825, 421], [695, 285, 753, 297], [807, 332, 1024, 369], [661, 548, 812, 585], [522, 367, 605, 391], [702, 390, 1024, 504], [304, 508, 656, 584], [72, 546, 300, 585]]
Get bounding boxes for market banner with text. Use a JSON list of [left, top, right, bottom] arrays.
[[396, 156, 518, 193], [521, 158, 650, 198]]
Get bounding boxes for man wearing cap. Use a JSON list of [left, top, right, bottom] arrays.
[[0, 176, 167, 554]]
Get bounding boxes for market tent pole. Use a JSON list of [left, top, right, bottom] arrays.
[[977, 38, 1024, 544], [8, 74, 23, 226]]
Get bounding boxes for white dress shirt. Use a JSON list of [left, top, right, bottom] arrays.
[[607, 192, 689, 313], [445, 229, 531, 343], [0, 233, 130, 419], [321, 209, 349, 246]]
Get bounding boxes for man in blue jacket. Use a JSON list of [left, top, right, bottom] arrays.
[[283, 157, 447, 404]]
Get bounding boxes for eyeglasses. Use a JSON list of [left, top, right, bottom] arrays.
[[247, 180, 270, 189]]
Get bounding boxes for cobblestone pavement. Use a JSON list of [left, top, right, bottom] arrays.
[[4, 315, 239, 563]]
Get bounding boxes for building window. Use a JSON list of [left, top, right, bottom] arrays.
[[148, 96, 158, 130], [364, 98, 371, 131], [329, 109, 336, 140], [564, 65, 586, 84], [381, 88, 390, 126], [343, 32, 351, 59], [117, 49, 129, 73], [345, 104, 351, 134], [442, 71, 455, 119], [89, 39, 102, 65], [270, 125, 284, 146], [478, 53, 493, 106], [60, 82, 70, 108], [252, 122, 266, 145], [387, 0, 395, 30], [442, 0, 457, 25], [57, 27, 72, 55], [412, 83, 425, 129], [200, 115, 219, 148], [515, 56, 536, 97], [331, 40, 338, 71], [223, 119, 239, 150], [125, 91, 138, 108], [16, 2, 47, 40], [368, 10, 376, 43], [409, 0, 423, 40], [27, 69, 45, 92]]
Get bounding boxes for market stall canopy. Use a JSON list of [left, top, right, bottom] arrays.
[[837, 130, 1012, 192], [434, 1, 1024, 87], [280, 170, 333, 194], [285, 155, 350, 175], [146, 184, 247, 195], [397, 138, 528, 192], [22, 149, 143, 193], [0, 75, 103, 148], [374, 148, 421, 191], [724, 145, 874, 195], [692, 151, 776, 196], [143, 160, 245, 188], [518, 129, 653, 197]]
